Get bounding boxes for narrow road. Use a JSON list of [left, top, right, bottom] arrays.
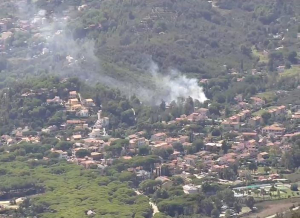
[[131, 108, 137, 121], [149, 201, 159, 215], [134, 190, 142, 195], [78, 93, 83, 103], [134, 190, 160, 216]]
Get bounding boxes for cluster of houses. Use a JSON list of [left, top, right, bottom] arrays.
[[0, 80, 298, 209], [0, 0, 298, 193], [1, 126, 40, 146], [62, 91, 109, 140], [2, 88, 110, 146], [42, 93, 297, 190], [65, 91, 95, 118], [0, 17, 13, 50], [0, 1, 87, 61], [38, 90, 299, 189]]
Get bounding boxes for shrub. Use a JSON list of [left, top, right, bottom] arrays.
[[291, 184, 298, 191]]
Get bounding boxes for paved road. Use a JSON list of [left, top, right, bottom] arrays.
[[149, 201, 159, 215], [134, 190, 160, 216]]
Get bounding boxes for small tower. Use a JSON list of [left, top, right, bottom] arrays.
[[97, 110, 102, 120]]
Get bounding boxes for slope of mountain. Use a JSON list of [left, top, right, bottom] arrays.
[[0, 0, 299, 103], [64, 0, 300, 78]]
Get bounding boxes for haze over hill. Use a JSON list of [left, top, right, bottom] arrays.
[[1, 0, 300, 104], [0, 0, 210, 104], [0, 0, 300, 107]]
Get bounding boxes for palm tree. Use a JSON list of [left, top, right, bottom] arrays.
[[261, 189, 266, 200], [241, 189, 245, 196], [253, 189, 260, 197]]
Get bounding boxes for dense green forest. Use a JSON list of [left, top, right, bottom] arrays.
[[0, 0, 300, 95], [42, 0, 300, 78], [0, 145, 153, 218], [0, 142, 238, 218], [1, 140, 299, 218]]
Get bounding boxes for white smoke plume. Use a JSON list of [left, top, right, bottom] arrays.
[[148, 62, 207, 104], [11, 1, 207, 105]]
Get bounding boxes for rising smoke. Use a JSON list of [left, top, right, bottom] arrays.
[[148, 62, 207, 104], [12, 1, 207, 105]]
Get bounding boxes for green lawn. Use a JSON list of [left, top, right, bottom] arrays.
[[270, 188, 300, 199], [0, 160, 152, 218], [252, 109, 266, 116], [280, 65, 300, 78], [252, 46, 269, 63], [252, 106, 277, 116], [257, 167, 278, 174], [256, 92, 277, 103], [248, 185, 300, 201]]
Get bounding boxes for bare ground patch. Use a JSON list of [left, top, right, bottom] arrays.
[[241, 198, 300, 218]]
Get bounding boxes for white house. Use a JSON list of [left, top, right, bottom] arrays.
[[51, 149, 68, 160], [77, 109, 89, 117], [183, 185, 200, 194]]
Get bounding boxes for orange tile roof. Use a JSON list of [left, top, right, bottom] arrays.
[[263, 126, 285, 131]]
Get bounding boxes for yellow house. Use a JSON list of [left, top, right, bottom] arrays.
[[71, 104, 82, 110], [69, 98, 79, 106]]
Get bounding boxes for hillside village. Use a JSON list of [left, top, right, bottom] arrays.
[[0, 0, 300, 218], [0, 79, 299, 217], [9, 87, 297, 177]]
